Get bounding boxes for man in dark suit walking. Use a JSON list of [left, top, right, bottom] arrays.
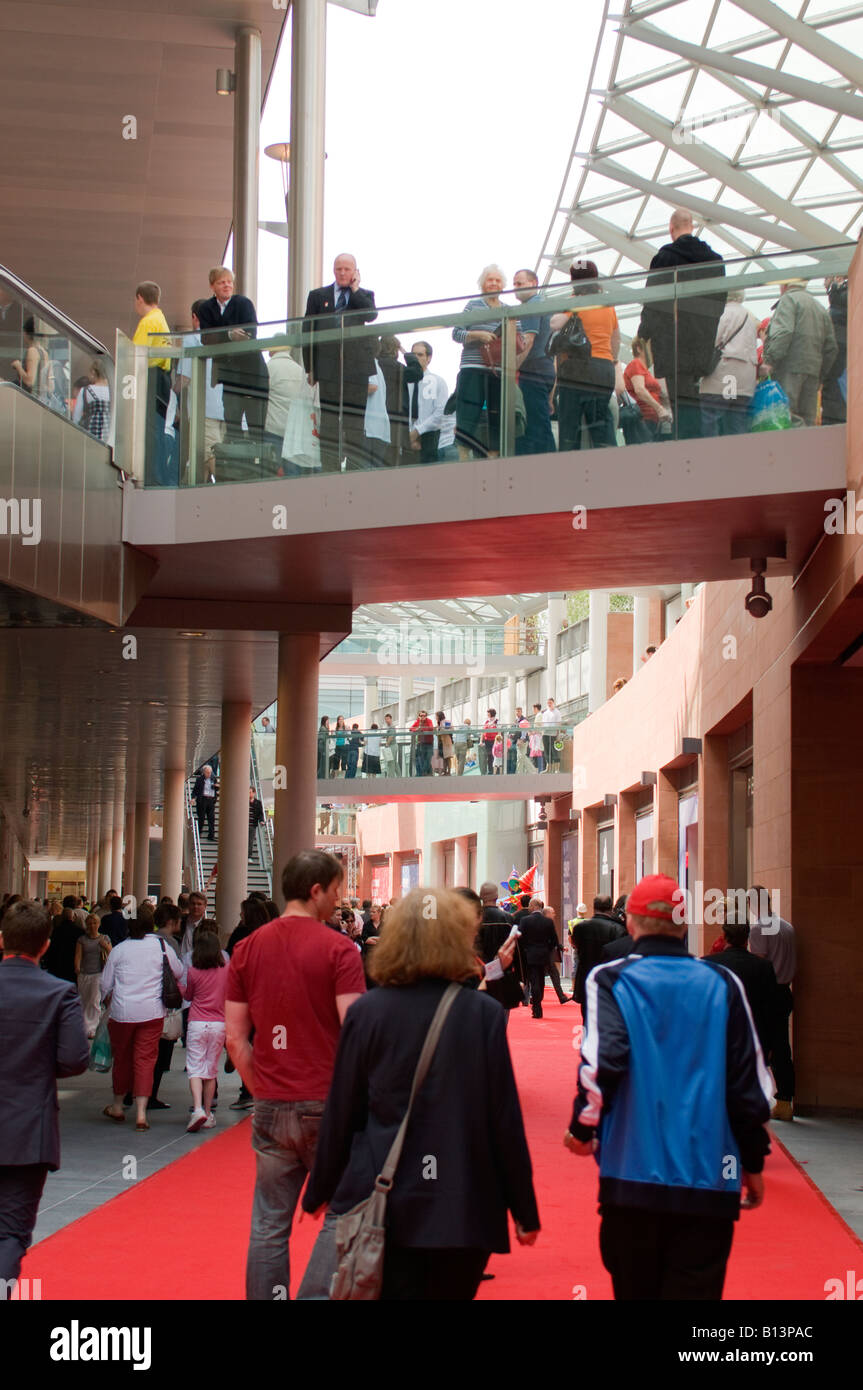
[[196, 267, 269, 462], [0, 901, 90, 1287], [570, 895, 627, 1005], [303, 253, 378, 473], [192, 764, 219, 842], [519, 898, 560, 1018], [704, 916, 779, 1059]]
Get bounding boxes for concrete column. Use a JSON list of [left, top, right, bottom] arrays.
[[111, 801, 124, 897], [615, 792, 637, 899], [133, 800, 150, 906], [588, 591, 609, 714], [398, 676, 411, 727], [272, 633, 319, 910], [216, 700, 253, 942], [232, 26, 262, 300], [160, 768, 186, 902], [469, 675, 480, 723], [697, 736, 730, 958], [98, 820, 113, 900], [579, 807, 599, 910], [633, 595, 650, 674], [124, 808, 136, 896], [287, 0, 326, 320], [362, 676, 378, 728], [655, 772, 678, 881], [546, 592, 566, 703], [427, 840, 444, 886], [454, 835, 470, 888], [506, 674, 516, 723]]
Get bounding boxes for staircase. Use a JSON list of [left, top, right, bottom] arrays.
[[186, 765, 273, 915]]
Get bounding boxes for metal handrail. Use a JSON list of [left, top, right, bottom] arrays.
[[250, 740, 274, 895], [0, 261, 112, 360], [184, 776, 204, 893]]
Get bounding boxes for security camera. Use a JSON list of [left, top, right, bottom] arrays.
[[537, 804, 548, 823], [745, 562, 773, 619]]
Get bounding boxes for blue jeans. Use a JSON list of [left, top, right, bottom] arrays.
[[246, 1099, 330, 1301], [516, 377, 556, 455], [415, 744, 432, 776]]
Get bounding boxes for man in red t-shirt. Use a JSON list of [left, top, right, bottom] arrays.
[[226, 849, 365, 1300], [410, 708, 434, 777]]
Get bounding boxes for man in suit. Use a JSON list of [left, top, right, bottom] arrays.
[[519, 897, 560, 1018], [303, 254, 378, 473], [0, 900, 90, 1286], [192, 764, 218, 843], [475, 882, 521, 1022], [570, 894, 627, 1005], [196, 267, 269, 463], [703, 917, 778, 1058]]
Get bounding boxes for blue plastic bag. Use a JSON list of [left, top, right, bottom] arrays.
[[88, 1009, 112, 1073], [749, 377, 792, 431]]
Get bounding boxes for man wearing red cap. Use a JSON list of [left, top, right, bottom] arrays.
[[564, 873, 772, 1300]]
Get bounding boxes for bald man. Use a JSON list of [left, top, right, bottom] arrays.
[[303, 255, 378, 473], [637, 208, 726, 441]]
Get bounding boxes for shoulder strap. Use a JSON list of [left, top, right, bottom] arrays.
[[376, 981, 461, 1191]]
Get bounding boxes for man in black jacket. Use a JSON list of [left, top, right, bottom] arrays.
[[0, 901, 90, 1286], [196, 267, 269, 460], [303, 253, 378, 472], [703, 919, 778, 1057], [519, 899, 559, 1018], [570, 895, 627, 1005], [476, 882, 521, 1020], [638, 208, 726, 441], [192, 764, 218, 842]]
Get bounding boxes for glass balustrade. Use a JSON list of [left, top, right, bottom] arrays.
[[115, 244, 852, 488], [317, 723, 573, 780], [0, 263, 114, 441]]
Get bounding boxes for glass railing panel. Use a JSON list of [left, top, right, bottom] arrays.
[[316, 724, 572, 779], [123, 244, 853, 487], [0, 263, 114, 442]]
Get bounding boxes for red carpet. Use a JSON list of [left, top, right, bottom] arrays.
[[27, 1003, 862, 1300]]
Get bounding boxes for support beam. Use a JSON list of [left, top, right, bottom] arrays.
[[287, 0, 326, 321], [98, 821, 113, 901], [555, 209, 657, 269], [160, 768, 186, 903], [111, 799, 124, 900], [730, 0, 863, 88], [588, 591, 609, 714], [607, 91, 844, 246], [133, 800, 150, 906], [625, 20, 863, 125], [232, 26, 262, 300], [272, 635, 319, 909], [124, 808, 135, 897], [216, 701, 253, 942]]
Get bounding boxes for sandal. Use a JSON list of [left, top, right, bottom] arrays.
[[135, 1120, 150, 1132], [103, 1106, 125, 1122]]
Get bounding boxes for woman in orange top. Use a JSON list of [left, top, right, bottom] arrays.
[[550, 259, 620, 451]]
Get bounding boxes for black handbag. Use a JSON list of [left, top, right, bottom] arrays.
[[158, 936, 183, 1010], [548, 312, 591, 362]]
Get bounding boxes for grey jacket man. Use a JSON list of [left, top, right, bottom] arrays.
[[0, 957, 89, 1169], [765, 285, 838, 380]]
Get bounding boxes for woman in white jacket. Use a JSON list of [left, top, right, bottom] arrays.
[[699, 291, 759, 436]]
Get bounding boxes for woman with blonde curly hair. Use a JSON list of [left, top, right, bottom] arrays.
[[301, 887, 539, 1300]]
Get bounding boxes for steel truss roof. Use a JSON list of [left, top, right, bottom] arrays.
[[538, 0, 863, 278]]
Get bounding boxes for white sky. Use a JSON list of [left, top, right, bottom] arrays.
[[256, 0, 605, 386]]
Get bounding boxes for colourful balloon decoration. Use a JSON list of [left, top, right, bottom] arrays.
[[498, 863, 538, 911]]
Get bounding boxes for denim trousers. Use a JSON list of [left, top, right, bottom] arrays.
[[246, 1098, 331, 1301]]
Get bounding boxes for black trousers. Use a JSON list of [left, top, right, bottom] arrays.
[[527, 960, 549, 1017], [381, 1245, 489, 1301], [548, 960, 567, 1003], [768, 984, 795, 1101], [600, 1205, 734, 1301], [197, 797, 215, 840], [0, 1164, 49, 1285], [150, 1036, 175, 1100]]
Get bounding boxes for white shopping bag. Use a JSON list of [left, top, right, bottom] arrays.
[[283, 379, 321, 469], [364, 361, 391, 444]]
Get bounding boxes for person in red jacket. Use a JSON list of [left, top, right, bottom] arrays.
[[479, 708, 498, 776], [410, 709, 434, 777]]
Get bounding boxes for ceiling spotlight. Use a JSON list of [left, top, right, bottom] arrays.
[[216, 68, 235, 96], [745, 559, 773, 620]]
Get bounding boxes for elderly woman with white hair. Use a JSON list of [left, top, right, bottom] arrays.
[[452, 264, 515, 459], [699, 289, 759, 436]]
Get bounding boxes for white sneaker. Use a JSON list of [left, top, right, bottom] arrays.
[[186, 1107, 206, 1132], [202, 1114, 216, 1129]]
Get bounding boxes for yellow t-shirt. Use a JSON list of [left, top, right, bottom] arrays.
[[133, 306, 170, 372]]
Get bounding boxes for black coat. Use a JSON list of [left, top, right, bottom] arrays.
[[42, 917, 84, 984], [0, 957, 89, 1168], [196, 293, 268, 392], [192, 772, 219, 804], [302, 978, 539, 1251], [570, 913, 626, 1004], [638, 234, 726, 381], [302, 284, 378, 393], [702, 946, 779, 1055], [100, 909, 129, 949], [518, 911, 558, 966]]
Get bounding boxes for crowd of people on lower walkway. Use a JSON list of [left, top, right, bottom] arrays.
[[1, 850, 796, 1302]]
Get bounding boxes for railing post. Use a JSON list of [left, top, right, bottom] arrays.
[[500, 315, 517, 458], [187, 354, 206, 486]]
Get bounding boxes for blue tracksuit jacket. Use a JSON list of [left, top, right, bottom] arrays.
[[569, 935, 772, 1218]]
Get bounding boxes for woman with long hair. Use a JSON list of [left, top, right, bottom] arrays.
[[550, 259, 620, 451], [301, 887, 539, 1300], [183, 928, 229, 1132]]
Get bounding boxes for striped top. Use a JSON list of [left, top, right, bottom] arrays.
[[453, 297, 505, 369]]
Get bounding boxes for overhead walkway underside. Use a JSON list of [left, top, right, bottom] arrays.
[[123, 426, 846, 622], [315, 773, 571, 804]]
